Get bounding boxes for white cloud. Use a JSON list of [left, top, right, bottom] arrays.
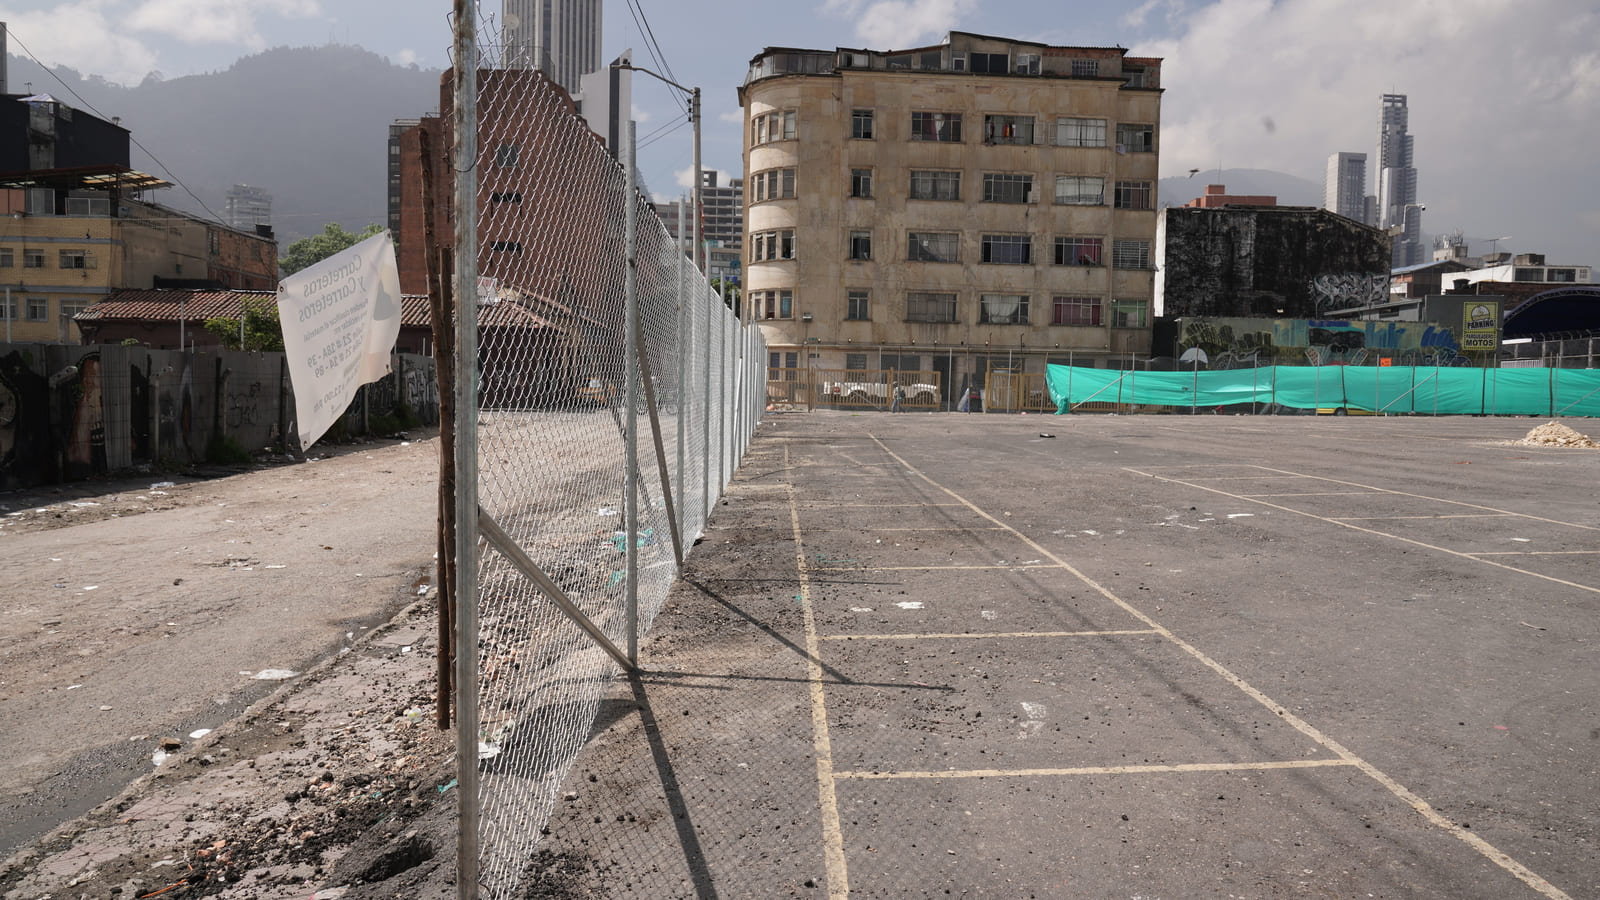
[[392, 48, 419, 67], [124, 0, 321, 46], [1141, 0, 1600, 261], [826, 0, 978, 48], [718, 109, 744, 124], [1, 2, 161, 86]]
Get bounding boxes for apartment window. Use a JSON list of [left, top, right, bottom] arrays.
[[1116, 123, 1154, 153], [983, 172, 1034, 203], [1054, 236, 1104, 266], [1052, 296, 1101, 326], [0, 248, 12, 267], [59, 301, 88, 325], [910, 111, 962, 142], [851, 109, 874, 139], [1055, 117, 1107, 147], [984, 115, 1035, 145], [26, 297, 49, 321], [908, 232, 959, 263], [0, 296, 15, 320], [752, 109, 797, 144], [1112, 240, 1151, 269], [1547, 268, 1577, 282], [979, 294, 1029, 324], [850, 168, 873, 198], [60, 249, 97, 269], [1124, 66, 1148, 88], [910, 170, 961, 201], [847, 290, 870, 320], [752, 229, 797, 261], [1114, 181, 1153, 210], [981, 234, 1032, 265], [23, 249, 46, 269], [906, 292, 958, 323], [494, 143, 519, 167], [849, 230, 872, 260], [1112, 299, 1148, 328], [1055, 175, 1105, 205], [845, 353, 868, 370], [1071, 58, 1099, 77], [752, 168, 796, 202], [968, 51, 1008, 74], [754, 289, 794, 319]]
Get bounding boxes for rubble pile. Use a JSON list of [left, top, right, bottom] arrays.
[[1514, 421, 1600, 449]]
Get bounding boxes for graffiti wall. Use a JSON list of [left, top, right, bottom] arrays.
[[1173, 317, 1462, 367], [0, 344, 440, 491]]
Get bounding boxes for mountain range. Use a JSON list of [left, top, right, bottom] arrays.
[[7, 46, 1326, 249], [6, 46, 444, 246]]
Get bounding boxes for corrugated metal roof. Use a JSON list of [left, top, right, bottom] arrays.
[[80, 289, 435, 328]]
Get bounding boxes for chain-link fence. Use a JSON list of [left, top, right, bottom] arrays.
[[448, 10, 764, 897]]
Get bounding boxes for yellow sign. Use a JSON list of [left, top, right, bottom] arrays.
[[1463, 300, 1499, 352]]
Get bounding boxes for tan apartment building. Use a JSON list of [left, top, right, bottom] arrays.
[[738, 32, 1162, 407], [0, 186, 278, 344]]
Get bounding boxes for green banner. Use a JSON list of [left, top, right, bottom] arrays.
[[1046, 365, 1600, 417]]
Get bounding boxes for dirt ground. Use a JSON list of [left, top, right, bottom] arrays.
[[0, 431, 445, 890], [4, 411, 1599, 899]]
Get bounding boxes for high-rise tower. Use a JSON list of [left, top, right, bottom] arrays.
[[502, 0, 602, 97], [1374, 94, 1421, 267], [1323, 151, 1369, 225]]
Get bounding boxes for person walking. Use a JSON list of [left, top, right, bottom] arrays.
[[891, 382, 906, 413]]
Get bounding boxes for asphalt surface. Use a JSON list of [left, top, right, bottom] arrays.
[[3, 411, 1598, 899], [532, 410, 1600, 899]]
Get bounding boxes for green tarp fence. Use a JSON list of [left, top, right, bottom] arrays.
[[1045, 365, 1600, 417]]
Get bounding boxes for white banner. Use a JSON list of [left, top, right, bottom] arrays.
[[276, 232, 403, 450]]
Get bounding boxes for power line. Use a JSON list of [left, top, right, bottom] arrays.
[[5, 27, 229, 228], [623, 0, 687, 118]]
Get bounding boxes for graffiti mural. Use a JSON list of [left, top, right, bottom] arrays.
[[0, 346, 50, 489], [1177, 317, 1460, 367], [0, 343, 441, 490], [1310, 273, 1389, 311]]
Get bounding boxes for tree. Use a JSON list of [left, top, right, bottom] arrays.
[[204, 296, 286, 352], [279, 223, 383, 276]]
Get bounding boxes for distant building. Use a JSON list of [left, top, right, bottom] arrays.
[[1156, 201, 1391, 319], [1184, 184, 1276, 208], [1374, 94, 1423, 267], [502, 0, 602, 97], [1451, 252, 1591, 289], [0, 95, 277, 343], [388, 118, 420, 244], [224, 184, 272, 232], [653, 170, 745, 285], [738, 31, 1164, 402], [1388, 259, 1471, 300], [1323, 151, 1371, 225]]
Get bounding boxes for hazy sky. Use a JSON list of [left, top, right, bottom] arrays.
[[2, 0, 1596, 264]]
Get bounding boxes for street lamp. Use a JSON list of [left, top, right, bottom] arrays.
[[613, 64, 701, 276]]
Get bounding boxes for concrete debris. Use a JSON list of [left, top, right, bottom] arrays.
[[1514, 421, 1599, 448]]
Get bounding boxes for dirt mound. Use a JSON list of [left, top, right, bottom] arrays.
[[1514, 421, 1600, 448]]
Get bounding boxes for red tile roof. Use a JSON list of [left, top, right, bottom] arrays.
[[81, 289, 435, 328]]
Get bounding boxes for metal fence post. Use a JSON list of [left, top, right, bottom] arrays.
[[450, 1, 481, 895], [624, 121, 640, 665], [675, 197, 687, 553], [720, 291, 732, 493]]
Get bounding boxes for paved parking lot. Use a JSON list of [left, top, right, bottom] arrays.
[[534, 411, 1599, 899]]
